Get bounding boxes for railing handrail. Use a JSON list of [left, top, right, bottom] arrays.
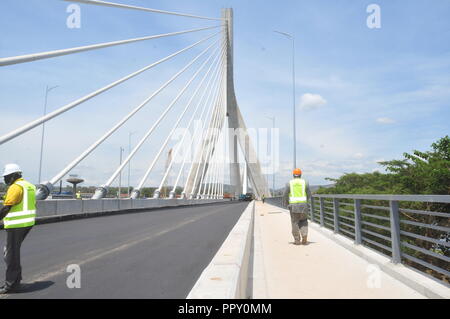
[[312, 194, 450, 203]]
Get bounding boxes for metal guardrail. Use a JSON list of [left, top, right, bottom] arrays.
[[266, 195, 450, 284]]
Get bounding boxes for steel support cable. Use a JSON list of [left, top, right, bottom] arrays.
[[212, 129, 225, 198], [210, 150, 221, 198], [207, 115, 225, 198], [190, 96, 224, 199], [220, 158, 224, 198], [0, 32, 220, 146], [205, 154, 217, 198], [204, 149, 217, 197], [216, 155, 221, 198], [35, 33, 221, 199], [92, 38, 220, 199], [63, 0, 225, 21], [155, 56, 226, 198], [168, 66, 222, 196], [182, 31, 227, 198], [200, 123, 223, 198], [0, 26, 222, 67], [191, 81, 225, 198], [215, 159, 222, 198], [180, 72, 224, 199], [170, 55, 225, 197], [204, 103, 224, 198], [191, 74, 225, 197], [195, 50, 227, 198], [130, 44, 224, 198], [147, 48, 225, 199], [197, 101, 226, 198], [196, 81, 226, 197], [169, 87, 219, 197], [212, 93, 226, 198], [212, 127, 224, 198], [220, 87, 227, 199]]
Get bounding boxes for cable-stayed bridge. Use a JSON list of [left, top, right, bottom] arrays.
[[0, 2, 270, 201], [0, 1, 448, 299]]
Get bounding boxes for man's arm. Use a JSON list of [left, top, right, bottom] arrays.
[[0, 184, 23, 220], [306, 182, 312, 201], [282, 183, 290, 208], [0, 205, 11, 220]]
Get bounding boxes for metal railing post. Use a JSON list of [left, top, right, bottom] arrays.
[[310, 197, 315, 223], [389, 200, 402, 264], [319, 197, 324, 227], [333, 198, 340, 233], [354, 199, 362, 245]]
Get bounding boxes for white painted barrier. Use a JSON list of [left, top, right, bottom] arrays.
[[187, 200, 255, 299], [1, 198, 230, 224]]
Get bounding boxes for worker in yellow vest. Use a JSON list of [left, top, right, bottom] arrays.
[[282, 168, 311, 245], [0, 164, 36, 294]]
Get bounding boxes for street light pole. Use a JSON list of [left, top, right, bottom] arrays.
[[274, 30, 297, 169], [128, 131, 137, 196], [118, 146, 124, 198], [292, 36, 297, 170], [38, 85, 58, 183], [266, 116, 276, 195]]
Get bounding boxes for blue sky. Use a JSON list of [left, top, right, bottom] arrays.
[[0, 0, 449, 190]]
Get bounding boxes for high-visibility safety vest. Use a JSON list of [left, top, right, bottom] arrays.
[[289, 178, 307, 204], [3, 180, 36, 229]]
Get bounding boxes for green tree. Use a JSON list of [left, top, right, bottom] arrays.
[[316, 136, 450, 283]]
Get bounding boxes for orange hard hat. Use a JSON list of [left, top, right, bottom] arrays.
[[293, 168, 302, 176]]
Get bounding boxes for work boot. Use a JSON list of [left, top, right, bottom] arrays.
[[0, 285, 15, 294], [302, 236, 308, 245]]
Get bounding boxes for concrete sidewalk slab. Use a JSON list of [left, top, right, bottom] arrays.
[[253, 201, 425, 299]]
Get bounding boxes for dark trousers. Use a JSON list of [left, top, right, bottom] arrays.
[[289, 204, 309, 241], [3, 226, 32, 288]]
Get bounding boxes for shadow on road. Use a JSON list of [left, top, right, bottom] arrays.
[[13, 281, 55, 294]]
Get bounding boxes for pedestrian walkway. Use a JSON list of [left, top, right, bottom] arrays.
[[252, 201, 425, 299]]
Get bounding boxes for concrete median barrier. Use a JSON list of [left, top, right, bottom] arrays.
[[187, 200, 255, 299]]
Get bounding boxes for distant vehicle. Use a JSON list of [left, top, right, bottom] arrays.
[[238, 194, 246, 201], [244, 193, 253, 201]]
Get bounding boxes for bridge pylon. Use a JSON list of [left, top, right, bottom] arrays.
[[183, 8, 271, 199]]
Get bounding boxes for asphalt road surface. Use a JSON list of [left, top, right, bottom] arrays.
[[0, 201, 249, 299]]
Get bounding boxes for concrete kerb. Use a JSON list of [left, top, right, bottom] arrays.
[[187, 200, 255, 299], [251, 202, 269, 298]]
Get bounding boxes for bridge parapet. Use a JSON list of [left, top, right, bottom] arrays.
[[0, 198, 228, 225]]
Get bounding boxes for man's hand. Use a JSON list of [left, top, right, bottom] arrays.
[[0, 205, 11, 220]]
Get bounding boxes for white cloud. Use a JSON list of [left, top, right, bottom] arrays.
[[376, 117, 396, 124], [298, 93, 327, 111]]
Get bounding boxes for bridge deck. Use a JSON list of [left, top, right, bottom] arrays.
[[253, 201, 425, 299], [0, 202, 248, 299]]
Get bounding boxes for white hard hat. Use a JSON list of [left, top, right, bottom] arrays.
[[2, 163, 22, 177]]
